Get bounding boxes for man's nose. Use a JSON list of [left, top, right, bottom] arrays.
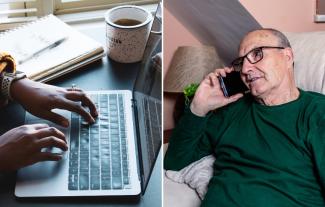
[[241, 58, 254, 74]]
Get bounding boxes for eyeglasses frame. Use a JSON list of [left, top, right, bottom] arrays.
[[231, 46, 285, 72]]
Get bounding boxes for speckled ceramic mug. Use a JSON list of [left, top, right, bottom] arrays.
[[105, 5, 153, 63]]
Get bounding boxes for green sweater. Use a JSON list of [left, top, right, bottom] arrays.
[[164, 89, 325, 207]]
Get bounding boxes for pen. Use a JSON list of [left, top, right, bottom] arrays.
[[18, 37, 68, 65]]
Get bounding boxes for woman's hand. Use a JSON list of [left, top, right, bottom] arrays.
[[10, 78, 98, 127], [0, 124, 67, 171]]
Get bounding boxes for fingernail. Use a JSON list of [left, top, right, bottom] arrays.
[[62, 120, 69, 127]]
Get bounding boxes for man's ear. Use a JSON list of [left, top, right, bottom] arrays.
[[284, 47, 294, 68]]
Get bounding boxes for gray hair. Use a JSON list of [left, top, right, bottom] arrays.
[[242, 28, 292, 48], [261, 28, 291, 48]]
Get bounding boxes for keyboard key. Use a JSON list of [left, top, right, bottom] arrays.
[[90, 176, 100, 190], [69, 167, 78, 175], [112, 177, 122, 189], [123, 176, 129, 185], [79, 173, 89, 190], [68, 174, 78, 190]]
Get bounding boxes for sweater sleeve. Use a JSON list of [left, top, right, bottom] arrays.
[[164, 95, 247, 171], [164, 106, 214, 171], [0, 52, 16, 107], [0, 52, 16, 74], [306, 100, 325, 190]]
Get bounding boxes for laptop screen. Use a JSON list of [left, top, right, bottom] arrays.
[[132, 2, 162, 194]]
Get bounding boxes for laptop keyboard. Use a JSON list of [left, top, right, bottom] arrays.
[[68, 93, 130, 191]]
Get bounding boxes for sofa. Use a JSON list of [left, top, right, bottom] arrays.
[[163, 31, 325, 207]]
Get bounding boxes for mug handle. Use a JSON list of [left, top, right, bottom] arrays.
[[151, 30, 162, 35], [151, 1, 162, 35]]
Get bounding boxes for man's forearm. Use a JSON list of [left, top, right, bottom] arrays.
[[164, 107, 212, 171]]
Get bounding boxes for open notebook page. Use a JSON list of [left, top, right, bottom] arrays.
[[0, 14, 104, 80]]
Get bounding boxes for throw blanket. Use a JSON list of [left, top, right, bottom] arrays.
[[165, 155, 215, 200]]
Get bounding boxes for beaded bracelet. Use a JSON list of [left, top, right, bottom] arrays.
[[1, 72, 27, 100]]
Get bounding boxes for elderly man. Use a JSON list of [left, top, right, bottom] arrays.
[[164, 28, 325, 206]]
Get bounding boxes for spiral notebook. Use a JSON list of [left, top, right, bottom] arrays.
[[0, 14, 105, 82]]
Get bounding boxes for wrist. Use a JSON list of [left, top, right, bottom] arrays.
[[1, 71, 27, 101], [190, 102, 208, 117], [10, 76, 30, 102]]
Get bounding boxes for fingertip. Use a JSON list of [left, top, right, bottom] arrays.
[[225, 67, 232, 72], [84, 116, 95, 125], [62, 137, 68, 144], [33, 123, 50, 129], [92, 109, 98, 117], [228, 93, 244, 103], [54, 152, 65, 160], [61, 119, 70, 128], [56, 155, 63, 161], [234, 93, 244, 101], [220, 71, 227, 77], [47, 154, 62, 161]]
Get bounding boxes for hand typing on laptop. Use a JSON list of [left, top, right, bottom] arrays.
[[10, 78, 98, 127], [0, 54, 98, 171], [0, 123, 67, 171]]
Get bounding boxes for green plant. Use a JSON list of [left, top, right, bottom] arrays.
[[183, 83, 199, 105]]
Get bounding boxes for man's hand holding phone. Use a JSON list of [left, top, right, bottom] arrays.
[[190, 67, 244, 117]]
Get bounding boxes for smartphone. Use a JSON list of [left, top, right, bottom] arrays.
[[217, 71, 249, 97]]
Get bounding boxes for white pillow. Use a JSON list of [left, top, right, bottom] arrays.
[[165, 155, 215, 200], [285, 31, 325, 94]]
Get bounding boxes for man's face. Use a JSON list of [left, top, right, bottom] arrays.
[[238, 31, 291, 98]]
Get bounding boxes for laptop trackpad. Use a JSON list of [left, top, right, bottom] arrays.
[[17, 109, 70, 181], [17, 159, 65, 181]]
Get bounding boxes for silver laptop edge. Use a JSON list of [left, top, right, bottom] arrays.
[[15, 90, 141, 197]]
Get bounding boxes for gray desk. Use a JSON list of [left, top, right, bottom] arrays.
[[0, 23, 161, 207]]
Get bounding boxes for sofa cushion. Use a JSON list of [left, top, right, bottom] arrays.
[[285, 31, 325, 94]]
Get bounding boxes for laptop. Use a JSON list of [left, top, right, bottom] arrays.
[[15, 4, 162, 198]]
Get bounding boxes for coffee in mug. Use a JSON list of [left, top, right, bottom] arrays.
[[105, 5, 153, 63], [114, 19, 142, 26]]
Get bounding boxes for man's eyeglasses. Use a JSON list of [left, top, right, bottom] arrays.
[[231, 46, 285, 72]]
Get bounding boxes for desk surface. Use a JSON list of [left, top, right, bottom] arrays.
[[0, 22, 161, 207]]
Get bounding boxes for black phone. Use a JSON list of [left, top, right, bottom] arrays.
[[217, 71, 249, 97]]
